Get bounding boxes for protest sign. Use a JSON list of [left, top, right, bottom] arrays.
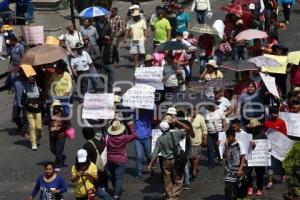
[[260, 73, 280, 98], [135, 67, 164, 90], [261, 54, 287, 74], [21, 26, 44, 45], [151, 129, 186, 154], [266, 129, 295, 161], [82, 93, 115, 119], [122, 84, 155, 110], [279, 112, 300, 137], [248, 139, 271, 167], [219, 131, 253, 160]]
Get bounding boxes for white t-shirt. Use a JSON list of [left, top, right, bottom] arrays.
[[126, 19, 147, 41], [217, 97, 231, 112], [71, 51, 92, 72], [204, 109, 226, 134], [63, 31, 83, 49]]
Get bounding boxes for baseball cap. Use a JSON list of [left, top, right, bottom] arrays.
[[249, 3, 255, 10], [159, 121, 170, 132], [77, 149, 88, 163]]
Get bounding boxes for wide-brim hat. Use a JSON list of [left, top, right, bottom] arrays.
[[131, 9, 140, 16], [107, 120, 126, 136], [145, 54, 153, 62], [246, 119, 262, 128], [206, 59, 219, 68], [167, 107, 177, 115], [52, 100, 61, 107]]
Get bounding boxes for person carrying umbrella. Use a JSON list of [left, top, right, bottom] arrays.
[[95, 15, 112, 53], [230, 20, 248, 61]]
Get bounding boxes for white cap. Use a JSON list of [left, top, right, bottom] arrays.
[[183, 31, 189, 39], [249, 3, 255, 10], [159, 121, 170, 132], [77, 149, 88, 163], [167, 107, 177, 115]]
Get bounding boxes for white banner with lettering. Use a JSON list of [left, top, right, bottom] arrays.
[[122, 84, 156, 110], [248, 139, 271, 167], [82, 93, 115, 119], [279, 112, 300, 137], [21, 26, 44, 45], [260, 72, 280, 99], [135, 67, 164, 90], [266, 129, 295, 161]]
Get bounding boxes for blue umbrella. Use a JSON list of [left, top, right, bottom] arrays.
[[79, 6, 109, 18]]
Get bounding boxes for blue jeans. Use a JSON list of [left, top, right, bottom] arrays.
[[184, 162, 190, 186], [199, 56, 209, 74], [195, 9, 206, 24], [107, 162, 126, 196], [232, 46, 248, 60], [207, 134, 220, 167], [134, 137, 152, 176], [102, 64, 115, 93], [88, 66, 99, 93]]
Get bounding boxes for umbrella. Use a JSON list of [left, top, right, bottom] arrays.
[[189, 79, 236, 92], [21, 45, 67, 66], [233, 0, 257, 5], [221, 60, 258, 72], [222, 4, 243, 17], [189, 24, 219, 35], [287, 51, 300, 65], [163, 91, 209, 105], [79, 6, 109, 18], [235, 29, 268, 41], [249, 56, 281, 67], [156, 41, 188, 52]]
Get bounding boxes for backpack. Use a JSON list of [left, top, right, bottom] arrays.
[[88, 139, 107, 172]]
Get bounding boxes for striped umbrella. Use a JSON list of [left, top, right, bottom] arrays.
[[79, 6, 109, 18]]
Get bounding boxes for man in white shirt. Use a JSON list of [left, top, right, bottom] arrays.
[[124, 10, 147, 68], [205, 102, 227, 168], [214, 87, 233, 125], [71, 43, 93, 98], [59, 22, 83, 51], [80, 19, 99, 47]]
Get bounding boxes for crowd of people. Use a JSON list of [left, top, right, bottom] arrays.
[[0, 0, 300, 200]]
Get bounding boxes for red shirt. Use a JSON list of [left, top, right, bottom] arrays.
[[290, 65, 300, 85], [264, 118, 287, 135]]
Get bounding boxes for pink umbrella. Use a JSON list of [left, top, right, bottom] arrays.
[[235, 29, 268, 41]]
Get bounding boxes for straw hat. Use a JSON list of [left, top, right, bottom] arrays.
[[182, 31, 189, 39], [45, 36, 60, 46], [206, 59, 219, 68], [246, 119, 262, 128], [52, 100, 61, 107], [145, 54, 153, 62], [131, 9, 140, 16], [167, 107, 177, 115], [107, 120, 126, 136]]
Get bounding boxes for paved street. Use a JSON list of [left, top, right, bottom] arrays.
[[0, 0, 300, 199]]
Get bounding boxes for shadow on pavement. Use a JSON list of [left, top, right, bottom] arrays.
[[143, 195, 165, 200], [0, 127, 19, 136], [203, 194, 224, 200], [14, 139, 30, 148]]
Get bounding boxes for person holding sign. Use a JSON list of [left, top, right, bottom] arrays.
[[245, 119, 267, 197], [223, 128, 246, 200], [264, 106, 288, 189]]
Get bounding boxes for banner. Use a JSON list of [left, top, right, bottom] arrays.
[[266, 129, 295, 161], [279, 112, 300, 137], [248, 139, 271, 167], [151, 129, 186, 154], [261, 54, 287, 74], [219, 131, 253, 160], [82, 93, 115, 119], [135, 67, 164, 90], [122, 84, 155, 110], [21, 26, 44, 45], [260, 72, 280, 99]]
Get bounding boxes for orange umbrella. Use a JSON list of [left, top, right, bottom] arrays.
[[21, 45, 67, 66]]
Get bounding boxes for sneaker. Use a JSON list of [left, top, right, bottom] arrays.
[[32, 144, 37, 151], [266, 182, 273, 189], [256, 189, 263, 196], [247, 187, 253, 196], [184, 185, 190, 190], [0, 56, 6, 60], [285, 21, 289, 25], [113, 195, 120, 200]]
